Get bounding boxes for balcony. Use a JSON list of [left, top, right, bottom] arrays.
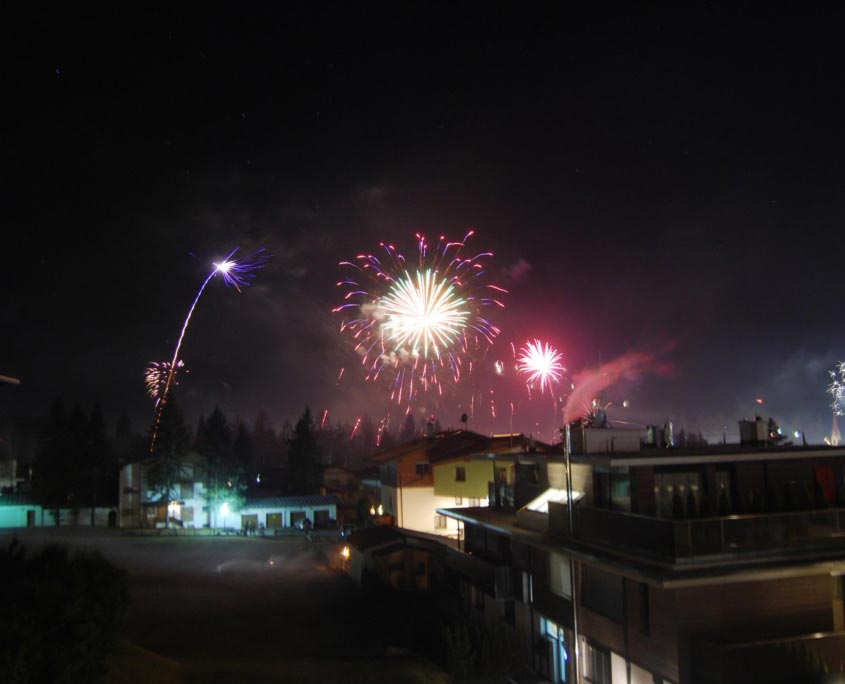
[[548, 503, 845, 563], [693, 631, 845, 683]]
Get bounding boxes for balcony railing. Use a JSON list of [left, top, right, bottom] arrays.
[[693, 631, 845, 684], [548, 503, 845, 562]]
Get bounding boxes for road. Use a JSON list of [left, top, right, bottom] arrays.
[[1, 529, 447, 684]]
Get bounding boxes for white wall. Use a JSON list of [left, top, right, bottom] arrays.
[[0, 505, 40, 527]]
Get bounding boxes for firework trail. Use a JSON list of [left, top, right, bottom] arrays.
[[334, 231, 506, 408], [829, 361, 845, 417], [517, 339, 565, 395], [319, 409, 329, 430], [149, 247, 269, 453], [562, 351, 673, 425], [145, 360, 186, 407], [350, 417, 362, 439]]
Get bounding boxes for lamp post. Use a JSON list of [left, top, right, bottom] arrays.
[[564, 424, 581, 684]]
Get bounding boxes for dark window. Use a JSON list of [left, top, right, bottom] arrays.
[[504, 599, 515, 625], [582, 566, 624, 622], [416, 462, 430, 476], [639, 582, 651, 635], [455, 466, 466, 482]]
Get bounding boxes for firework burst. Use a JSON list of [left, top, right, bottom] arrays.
[[149, 247, 269, 452], [145, 360, 186, 406], [829, 361, 845, 416], [516, 339, 565, 395], [334, 231, 506, 406]]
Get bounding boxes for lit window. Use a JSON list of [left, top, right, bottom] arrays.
[[434, 514, 448, 529], [455, 496, 463, 505]]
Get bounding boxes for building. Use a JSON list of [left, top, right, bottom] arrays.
[[369, 430, 556, 538], [0, 493, 41, 528], [439, 428, 845, 684], [118, 454, 208, 528], [231, 494, 340, 532]]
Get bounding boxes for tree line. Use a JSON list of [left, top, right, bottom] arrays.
[[25, 397, 428, 520]]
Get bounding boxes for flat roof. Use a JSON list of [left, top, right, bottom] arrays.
[[571, 445, 845, 468]]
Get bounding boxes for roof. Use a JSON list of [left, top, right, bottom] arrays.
[[244, 494, 341, 509], [368, 430, 557, 466], [0, 493, 39, 507], [572, 444, 845, 468]]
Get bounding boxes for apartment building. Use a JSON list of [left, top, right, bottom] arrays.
[[439, 428, 845, 684]]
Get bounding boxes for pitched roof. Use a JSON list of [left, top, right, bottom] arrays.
[[244, 494, 341, 509], [368, 430, 557, 465], [0, 493, 39, 507]]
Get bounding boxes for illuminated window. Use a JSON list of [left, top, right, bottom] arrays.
[[455, 496, 463, 505], [434, 514, 448, 529], [582, 640, 610, 684], [455, 466, 466, 482], [549, 552, 572, 599]]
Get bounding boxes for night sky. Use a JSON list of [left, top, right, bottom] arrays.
[[3, 4, 844, 444]]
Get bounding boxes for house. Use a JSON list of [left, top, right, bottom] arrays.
[[119, 453, 209, 528], [438, 426, 845, 684], [321, 465, 365, 521], [369, 430, 557, 538], [0, 493, 41, 528], [343, 525, 446, 591]]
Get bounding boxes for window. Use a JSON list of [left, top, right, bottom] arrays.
[[434, 514, 448, 529], [582, 640, 610, 684], [504, 599, 515, 625], [549, 552, 572, 598], [455, 496, 463, 505], [472, 585, 485, 611], [455, 466, 466, 482], [415, 462, 430, 476], [582, 566, 624, 622], [639, 583, 650, 635]]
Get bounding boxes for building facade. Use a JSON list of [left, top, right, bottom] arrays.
[[439, 432, 845, 684]]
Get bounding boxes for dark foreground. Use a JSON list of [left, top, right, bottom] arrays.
[[1, 529, 447, 684]]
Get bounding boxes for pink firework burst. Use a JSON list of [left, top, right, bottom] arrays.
[[517, 339, 565, 395]]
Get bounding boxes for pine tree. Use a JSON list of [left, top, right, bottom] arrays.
[[288, 408, 321, 494], [146, 398, 190, 528], [400, 414, 416, 443]]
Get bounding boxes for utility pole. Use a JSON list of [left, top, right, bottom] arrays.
[[564, 424, 581, 684]]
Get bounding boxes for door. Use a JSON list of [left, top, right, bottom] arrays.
[[266, 513, 282, 529]]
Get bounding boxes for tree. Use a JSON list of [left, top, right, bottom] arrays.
[[195, 407, 245, 528], [233, 421, 253, 472], [34, 399, 74, 525], [0, 540, 129, 684], [288, 408, 321, 495], [146, 398, 190, 528], [400, 414, 416, 442], [82, 403, 113, 526], [252, 410, 279, 468]]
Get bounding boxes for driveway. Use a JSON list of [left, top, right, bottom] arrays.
[[1, 529, 447, 684]]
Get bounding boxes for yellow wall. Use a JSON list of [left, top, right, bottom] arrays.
[[433, 459, 512, 498]]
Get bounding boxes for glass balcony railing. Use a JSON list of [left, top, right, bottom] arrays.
[[548, 503, 845, 561]]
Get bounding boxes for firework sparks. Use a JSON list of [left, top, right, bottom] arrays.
[[350, 417, 362, 439], [829, 361, 845, 417], [517, 339, 565, 395], [145, 360, 186, 406], [149, 247, 269, 452], [334, 231, 506, 406]]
